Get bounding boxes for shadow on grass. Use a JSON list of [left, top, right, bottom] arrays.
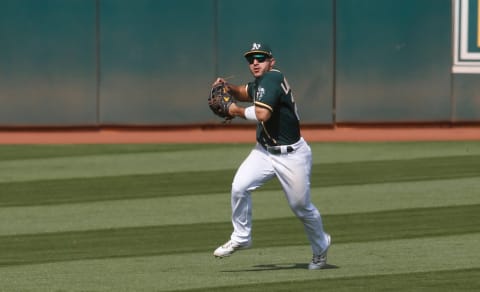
[[222, 263, 339, 272]]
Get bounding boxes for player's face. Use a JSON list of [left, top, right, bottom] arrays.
[[246, 54, 275, 78]]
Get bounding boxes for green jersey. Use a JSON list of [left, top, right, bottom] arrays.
[[247, 69, 301, 146]]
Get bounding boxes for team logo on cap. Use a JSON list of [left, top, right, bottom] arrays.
[[252, 43, 261, 50]]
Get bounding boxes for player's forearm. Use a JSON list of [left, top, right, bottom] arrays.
[[225, 84, 250, 102], [228, 103, 246, 118], [229, 104, 271, 122]]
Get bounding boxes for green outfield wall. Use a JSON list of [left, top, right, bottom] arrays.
[[0, 0, 98, 126], [0, 0, 478, 126]]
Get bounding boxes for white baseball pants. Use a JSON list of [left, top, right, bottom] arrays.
[[229, 137, 330, 255]]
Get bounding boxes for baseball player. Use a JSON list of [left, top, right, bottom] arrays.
[[212, 42, 331, 270]]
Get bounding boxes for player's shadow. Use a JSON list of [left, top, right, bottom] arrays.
[[222, 263, 338, 272]]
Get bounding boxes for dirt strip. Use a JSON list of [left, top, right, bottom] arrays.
[[0, 126, 479, 144]]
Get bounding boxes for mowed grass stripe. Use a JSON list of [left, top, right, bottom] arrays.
[[0, 145, 251, 183], [2, 177, 479, 236], [0, 144, 225, 161], [1, 154, 479, 207], [177, 268, 480, 292], [0, 234, 478, 291], [1, 141, 478, 161], [0, 204, 478, 266]]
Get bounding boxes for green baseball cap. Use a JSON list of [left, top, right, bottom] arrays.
[[244, 42, 273, 58]]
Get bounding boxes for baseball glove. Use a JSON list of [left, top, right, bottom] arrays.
[[208, 83, 236, 121]]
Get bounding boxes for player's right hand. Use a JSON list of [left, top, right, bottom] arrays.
[[212, 77, 226, 87]]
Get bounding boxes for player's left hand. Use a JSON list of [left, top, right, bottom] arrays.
[[208, 83, 236, 121]]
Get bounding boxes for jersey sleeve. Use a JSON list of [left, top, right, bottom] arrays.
[[246, 82, 255, 101], [254, 71, 283, 112]]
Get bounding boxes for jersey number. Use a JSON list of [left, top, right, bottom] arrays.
[[280, 78, 300, 120]]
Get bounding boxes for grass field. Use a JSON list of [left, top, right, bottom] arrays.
[[0, 141, 479, 291]]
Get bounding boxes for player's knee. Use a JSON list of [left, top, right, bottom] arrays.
[[231, 175, 260, 193], [231, 182, 249, 198]]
